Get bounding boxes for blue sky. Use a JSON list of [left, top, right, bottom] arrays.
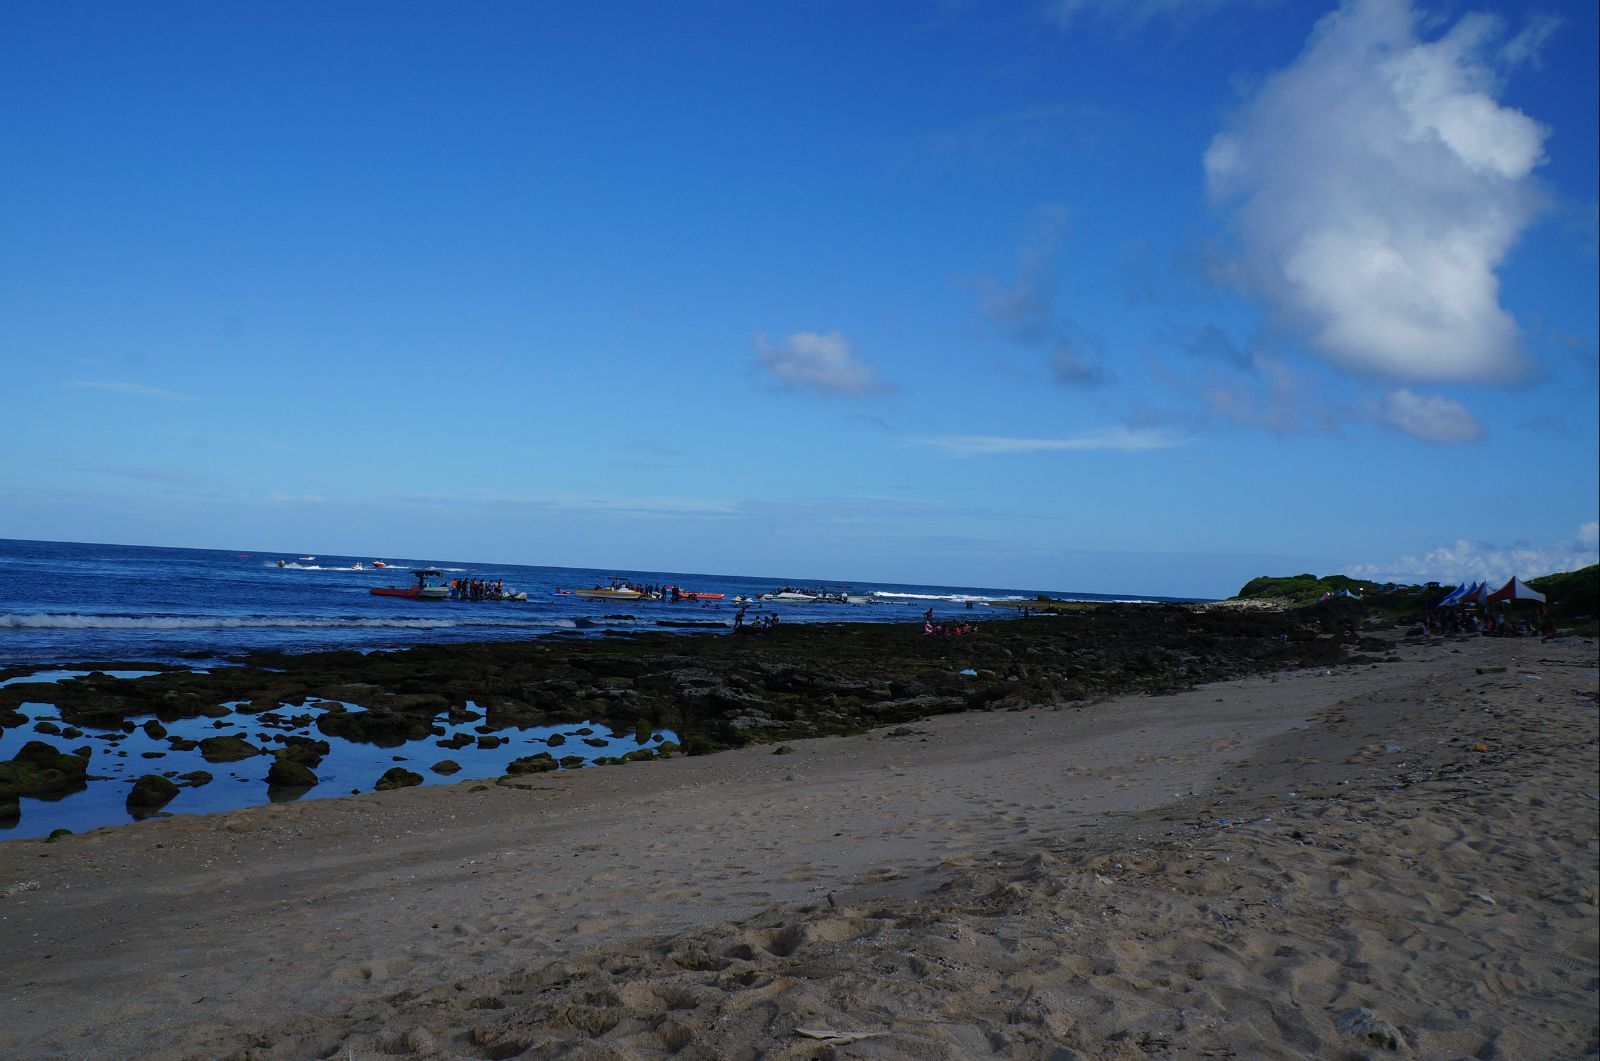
[[3, 0, 1595, 598]]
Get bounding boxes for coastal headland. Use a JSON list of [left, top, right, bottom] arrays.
[[1, 606, 1595, 1058]]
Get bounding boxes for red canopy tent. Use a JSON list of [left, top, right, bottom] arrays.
[[1484, 576, 1546, 605]]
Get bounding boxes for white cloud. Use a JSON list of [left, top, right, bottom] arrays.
[[912, 428, 1183, 456], [1347, 524, 1600, 583], [753, 331, 894, 398], [1047, 0, 1269, 31], [1374, 387, 1485, 443], [1205, 0, 1547, 385], [62, 380, 197, 400]]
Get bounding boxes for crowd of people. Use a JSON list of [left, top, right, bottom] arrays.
[[451, 577, 510, 601], [1416, 608, 1556, 638]]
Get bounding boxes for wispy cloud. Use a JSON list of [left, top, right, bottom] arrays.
[[1205, 0, 1548, 385], [269, 492, 323, 503], [62, 380, 198, 401], [978, 207, 1111, 386], [1346, 522, 1599, 583], [911, 428, 1183, 456], [1047, 0, 1274, 32], [386, 492, 739, 518], [752, 331, 894, 398], [1371, 388, 1485, 444]]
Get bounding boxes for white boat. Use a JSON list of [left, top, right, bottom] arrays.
[[574, 587, 643, 600], [575, 578, 647, 600], [762, 592, 818, 603]]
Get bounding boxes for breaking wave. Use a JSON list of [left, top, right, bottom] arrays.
[[1, 613, 578, 631]]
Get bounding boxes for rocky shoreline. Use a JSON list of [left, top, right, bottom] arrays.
[[3, 601, 1389, 822]]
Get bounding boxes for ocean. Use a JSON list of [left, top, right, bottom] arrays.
[[0, 538, 1195, 666], [0, 538, 1199, 839]]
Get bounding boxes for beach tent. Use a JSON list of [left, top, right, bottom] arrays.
[[1484, 576, 1546, 605], [1436, 581, 1488, 607]]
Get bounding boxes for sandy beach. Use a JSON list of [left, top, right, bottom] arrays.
[[1, 630, 1595, 1059]]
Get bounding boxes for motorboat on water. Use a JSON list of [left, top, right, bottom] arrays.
[[761, 591, 819, 603], [372, 560, 388, 568], [575, 585, 645, 600], [575, 577, 648, 600], [665, 585, 724, 601], [370, 569, 450, 600]]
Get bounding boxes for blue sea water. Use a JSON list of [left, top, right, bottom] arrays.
[[0, 538, 1195, 665], [0, 538, 1199, 840]]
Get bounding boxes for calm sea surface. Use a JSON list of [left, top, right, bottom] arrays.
[[1, 538, 1199, 839]]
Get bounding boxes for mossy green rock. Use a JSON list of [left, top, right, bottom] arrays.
[[266, 759, 318, 788], [1, 741, 91, 801], [198, 735, 264, 762], [374, 767, 423, 791], [431, 759, 462, 774], [127, 774, 180, 809], [506, 752, 558, 775]]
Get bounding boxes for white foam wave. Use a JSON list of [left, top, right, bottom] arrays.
[[1, 613, 577, 631], [871, 591, 1027, 603]]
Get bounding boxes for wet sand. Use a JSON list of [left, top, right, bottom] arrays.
[[1, 631, 1595, 1058]]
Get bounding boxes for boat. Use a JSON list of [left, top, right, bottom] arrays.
[[370, 569, 450, 600], [371, 560, 388, 568], [575, 586, 645, 600], [667, 586, 724, 601], [575, 577, 647, 600], [353, 562, 363, 571], [761, 592, 818, 603]]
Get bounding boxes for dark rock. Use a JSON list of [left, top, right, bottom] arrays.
[[266, 759, 318, 789], [582, 737, 608, 748], [506, 752, 558, 775], [34, 720, 62, 735], [167, 737, 198, 751], [431, 759, 461, 774], [127, 774, 180, 810], [546, 732, 567, 748], [198, 735, 264, 762], [477, 735, 506, 750], [316, 708, 434, 746], [1, 741, 91, 802], [374, 767, 423, 791], [558, 755, 586, 769], [274, 736, 330, 768], [142, 720, 167, 739], [437, 732, 473, 750], [178, 771, 213, 787]]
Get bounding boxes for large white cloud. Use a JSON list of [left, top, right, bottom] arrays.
[[1347, 523, 1599, 584], [1205, 0, 1548, 385]]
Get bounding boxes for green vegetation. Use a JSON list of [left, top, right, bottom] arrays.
[[1531, 564, 1599, 633], [1236, 564, 1599, 633], [1233, 573, 1441, 618]]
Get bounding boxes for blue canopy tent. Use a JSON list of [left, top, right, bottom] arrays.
[[1436, 581, 1485, 607]]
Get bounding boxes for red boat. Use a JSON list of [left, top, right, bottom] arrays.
[[370, 570, 449, 600]]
